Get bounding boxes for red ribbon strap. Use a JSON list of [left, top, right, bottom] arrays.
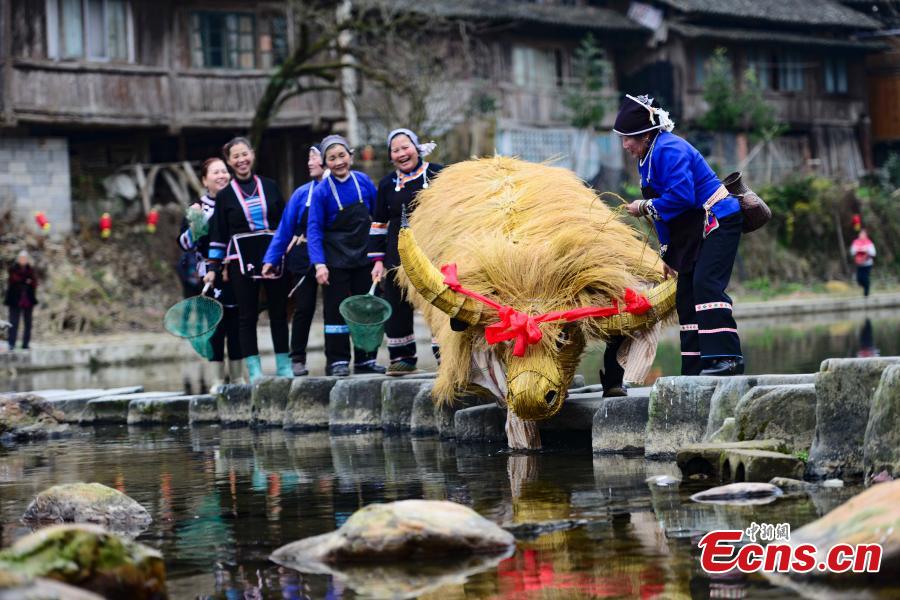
[[441, 263, 652, 357]]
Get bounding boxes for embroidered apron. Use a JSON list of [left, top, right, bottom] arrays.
[[323, 174, 371, 269], [227, 177, 280, 278]]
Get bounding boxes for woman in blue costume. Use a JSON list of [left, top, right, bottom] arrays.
[[307, 134, 386, 377], [617, 94, 744, 376], [262, 145, 327, 376]]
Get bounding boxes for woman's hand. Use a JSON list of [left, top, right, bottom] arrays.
[[261, 263, 275, 277], [662, 263, 678, 280], [626, 200, 643, 217], [203, 270, 217, 286], [371, 261, 385, 283], [316, 265, 330, 285]]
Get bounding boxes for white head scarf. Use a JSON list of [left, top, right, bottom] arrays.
[[387, 128, 437, 157]]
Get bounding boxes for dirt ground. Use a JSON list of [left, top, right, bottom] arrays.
[[0, 205, 185, 338]]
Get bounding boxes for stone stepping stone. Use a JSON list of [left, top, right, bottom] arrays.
[[79, 392, 181, 425], [42, 387, 145, 423], [252, 377, 292, 427], [283, 377, 340, 430], [676, 440, 791, 481], [454, 404, 506, 443], [409, 382, 437, 435], [189, 395, 218, 424], [216, 384, 252, 426], [592, 394, 651, 454], [382, 380, 432, 432], [734, 383, 817, 454], [329, 377, 391, 433], [809, 357, 900, 481], [127, 396, 200, 426]]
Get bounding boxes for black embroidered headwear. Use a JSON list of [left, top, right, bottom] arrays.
[[613, 94, 675, 136]]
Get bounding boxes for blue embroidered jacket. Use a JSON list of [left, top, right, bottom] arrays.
[[639, 132, 739, 246], [263, 180, 317, 266], [307, 171, 377, 266]]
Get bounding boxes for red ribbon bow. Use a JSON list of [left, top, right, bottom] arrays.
[[440, 263, 652, 357]]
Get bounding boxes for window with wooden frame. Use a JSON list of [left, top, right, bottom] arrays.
[[824, 57, 848, 94], [45, 0, 134, 62], [512, 45, 564, 88], [191, 11, 256, 69], [190, 11, 288, 70]]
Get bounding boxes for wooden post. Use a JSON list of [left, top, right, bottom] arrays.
[[1, 0, 15, 125]]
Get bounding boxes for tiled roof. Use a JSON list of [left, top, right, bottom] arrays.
[[361, 1, 642, 32], [670, 22, 886, 50], [654, 0, 881, 29]]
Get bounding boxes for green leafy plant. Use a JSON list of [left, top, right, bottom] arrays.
[[564, 34, 612, 131], [698, 48, 786, 141]]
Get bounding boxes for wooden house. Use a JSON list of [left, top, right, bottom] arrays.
[[0, 0, 338, 231], [612, 0, 884, 181]]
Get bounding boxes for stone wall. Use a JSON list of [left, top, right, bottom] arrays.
[[0, 137, 72, 234]]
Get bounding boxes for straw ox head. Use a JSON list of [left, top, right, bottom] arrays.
[[398, 157, 675, 420]]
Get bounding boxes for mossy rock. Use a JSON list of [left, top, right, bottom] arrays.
[[0, 524, 166, 600], [0, 394, 68, 441], [23, 483, 152, 537]]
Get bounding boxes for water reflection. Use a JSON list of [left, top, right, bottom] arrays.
[[0, 427, 867, 599]]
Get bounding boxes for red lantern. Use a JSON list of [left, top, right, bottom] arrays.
[[34, 211, 51, 232], [360, 145, 375, 162], [851, 214, 862, 232], [146, 208, 160, 233], [100, 212, 112, 239]]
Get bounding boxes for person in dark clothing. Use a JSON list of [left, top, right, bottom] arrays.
[[5, 250, 37, 351], [369, 128, 443, 375], [204, 137, 291, 382], [307, 134, 386, 377], [618, 94, 744, 376], [262, 146, 327, 376], [178, 157, 243, 383]]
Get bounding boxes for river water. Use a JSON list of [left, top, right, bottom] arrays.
[[0, 428, 863, 599], [0, 310, 898, 598]]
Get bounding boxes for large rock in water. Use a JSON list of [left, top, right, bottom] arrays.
[[23, 483, 152, 536], [808, 357, 900, 480], [735, 384, 817, 454], [765, 479, 900, 594], [863, 364, 900, 480], [689, 482, 783, 505], [271, 500, 514, 566], [0, 394, 69, 441], [0, 524, 166, 600]]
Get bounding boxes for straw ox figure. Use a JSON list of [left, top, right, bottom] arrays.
[[398, 157, 677, 449]]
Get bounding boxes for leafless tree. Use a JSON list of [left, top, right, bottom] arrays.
[[250, 0, 486, 148]]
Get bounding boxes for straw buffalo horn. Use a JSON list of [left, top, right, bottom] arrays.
[[397, 206, 488, 326]]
